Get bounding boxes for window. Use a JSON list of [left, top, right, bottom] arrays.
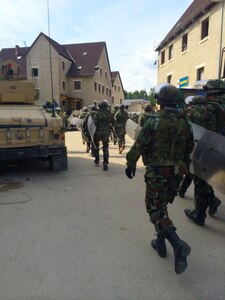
[[112, 96, 114, 104], [201, 18, 209, 40], [62, 61, 65, 70], [75, 101, 81, 110], [118, 86, 120, 92], [109, 89, 111, 97], [99, 67, 102, 76], [98, 83, 101, 93], [168, 45, 173, 60], [62, 80, 66, 90], [102, 85, 105, 94], [161, 50, 165, 65], [74, 80, 81, 90], [182, 33, 188, 52], [94, 82, 97, 91], [106, 87, 108, 96], [115, 85, 117, 91], [196, 67, 204, 81], [167, 74, 172, 83], [31, 67, 38, 77]]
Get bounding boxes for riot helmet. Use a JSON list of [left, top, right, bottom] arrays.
[[144, 104, 153, 112], [91, 104, 97, 111], [191, 95, 207, 105], [114, 104, 119, 111], [99, 99, 109, 109], [120, 104, 125, 110], [154, 83, 183, 106], [203, 79, 225, 96], [82, 106, 89, 112]]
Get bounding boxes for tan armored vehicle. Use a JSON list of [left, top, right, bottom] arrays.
[[0, 80, 68, 171]]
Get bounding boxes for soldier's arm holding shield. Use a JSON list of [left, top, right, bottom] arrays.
[[125, 119, 153, 179]]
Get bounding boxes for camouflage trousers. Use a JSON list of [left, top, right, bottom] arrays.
[[115, 126, 126, 148], [93, 131, 110, 163], [145, 170, 183, 235], [194, 176, 214, 212], [179, 171, 194, 194]]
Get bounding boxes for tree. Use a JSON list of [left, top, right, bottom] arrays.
[[124, 88, 156, 106], [149, 88, 157, 106]]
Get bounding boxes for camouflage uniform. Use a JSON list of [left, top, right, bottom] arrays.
[[83, 105, 98, 154], [79, 107, 89, 145], [138, 104, 154, 127], [131, 113, 139, 124], [111, 105, 119, 145], [93, 100, 115, 170], [114, 104, 129, 153], [126, 84, 194, 274], [185, 80, 225, 226], [178, 96, 206, 198]]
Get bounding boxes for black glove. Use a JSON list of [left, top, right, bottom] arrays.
[[125, 167, 136, 179]]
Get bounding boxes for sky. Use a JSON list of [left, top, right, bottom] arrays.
[[0, 0, 193, 92]]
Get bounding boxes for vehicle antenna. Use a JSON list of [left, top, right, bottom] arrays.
[[47, 0, 56, 117]]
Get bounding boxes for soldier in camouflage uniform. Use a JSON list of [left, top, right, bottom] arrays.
[[125, 84, 194, 274], [202, 79, 225, 135], [114, 104, 129, 154], [185, 80, 225, 225], [83, 105, 98, 155], [130, 113, 139, 124], [93, 100, 115, 171], [138, 104, 154, 127], [79, 106, 89, 145], [179, 96, 222, 219], [178, 96, 206, 198], [111, 105, 119, 145]]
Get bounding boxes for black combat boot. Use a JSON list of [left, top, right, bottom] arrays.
[[165, 229, 191, 275], [178, 173, 193, 198], [94, 150, 100, 165], [94, 158, 99, 165], [151, 234, 167, 258], [184, 208, 205, 226], [103, 162, 108, 171], [208, 196, 221, 216], [178, 187, 186, 198], [103, 152, 108, 171], [86, 143, 90, 153]]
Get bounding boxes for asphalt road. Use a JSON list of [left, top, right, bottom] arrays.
[[0, 131, 225, 300]]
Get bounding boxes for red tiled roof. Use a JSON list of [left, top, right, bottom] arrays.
[[28, 32, 72, 62], [64, 42, 109, 77], [0, 33, 112, 79], [111, 71, 124, 92], [155, 0, 216, 51], [111, 71, 119, 80], [0, 46, 28, 75]]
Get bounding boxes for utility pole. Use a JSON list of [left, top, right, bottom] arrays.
[[212, 0, 225, 79]]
